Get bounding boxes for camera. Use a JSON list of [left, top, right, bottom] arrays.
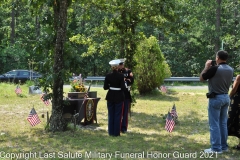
[[206, 92, 216, 98], [122, 70, 128, 78], [211, 60, 216, 66]]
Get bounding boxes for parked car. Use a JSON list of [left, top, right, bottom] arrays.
[[0, 69, 42, 83]]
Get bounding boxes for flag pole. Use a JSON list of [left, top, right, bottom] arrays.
[[41, 104, 45, 124], [78, 80, 92, 125]]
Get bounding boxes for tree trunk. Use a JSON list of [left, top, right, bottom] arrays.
[[49, 0, 68, 132], [215, 0, 221, 52], [119, 11, 127, 58], [10, 0, 15, 45]]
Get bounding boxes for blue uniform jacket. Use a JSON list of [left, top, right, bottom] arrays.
[[103, 70, 125, 103]]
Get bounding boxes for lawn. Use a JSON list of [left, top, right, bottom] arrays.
[[0, 83, 239, 160]]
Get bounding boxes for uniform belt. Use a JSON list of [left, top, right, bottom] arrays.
[[110, 87, 121, 90]]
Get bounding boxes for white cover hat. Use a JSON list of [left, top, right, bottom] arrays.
[[118, 58, 126, 64], [109, 59, 121, 66]]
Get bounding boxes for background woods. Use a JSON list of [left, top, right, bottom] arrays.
[[0, 0, 240, 131], [0, 0, 239, 77]]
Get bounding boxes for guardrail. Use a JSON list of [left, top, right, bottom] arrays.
[[84, 76, 236, 82]]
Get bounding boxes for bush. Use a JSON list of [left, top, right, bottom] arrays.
[[25, 80, 36, 86], [134, 36, 171, 94]]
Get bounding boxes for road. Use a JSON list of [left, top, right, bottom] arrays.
[[64, 85, 208, 89]]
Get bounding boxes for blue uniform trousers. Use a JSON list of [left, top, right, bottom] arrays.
[[121, 99, 130, 132], [107, 101, 123, 136]]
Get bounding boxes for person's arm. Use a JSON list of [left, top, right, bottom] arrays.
[[229, 75, 240, 97], [199, 60, 212, 82], [126, 70, 134, 85], [120, 74, 126, 91], [103, 75, 109, 90]]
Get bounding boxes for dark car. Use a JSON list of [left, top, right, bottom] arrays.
[[0, 69, 42, 83]]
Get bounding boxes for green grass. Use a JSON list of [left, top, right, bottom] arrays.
[[0, 83, 239, 160]]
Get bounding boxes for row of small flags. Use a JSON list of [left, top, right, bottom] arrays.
[[15, 85, 50, 106], [28, 93, 50, 126], [27, 94, 50, 127], [14, 85, 50, 126], [165, 104, 178, 133], [159, 85, 178, 133], [27, 94, 89, 127]]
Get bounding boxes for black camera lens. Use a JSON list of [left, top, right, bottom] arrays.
[[211, 60, 216, 66]]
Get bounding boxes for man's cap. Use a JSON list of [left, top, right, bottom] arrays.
[[118, 58, 126, 65], [109, 59, 121, 67]]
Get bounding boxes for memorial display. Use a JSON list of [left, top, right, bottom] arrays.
[[63, 77, 100, 125]]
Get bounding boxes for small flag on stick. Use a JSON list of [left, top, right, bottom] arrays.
[[160, 85, 167, 93], [165, 112, 175, 133], [27, 108, 41, 126], [171, 103, 178, 120], [15, 85, 22, 95], [41, 93, 50, 106]]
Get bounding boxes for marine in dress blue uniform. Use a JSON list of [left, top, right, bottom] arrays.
[[118, 58, 134, 133], [103, 59, 125, 136]]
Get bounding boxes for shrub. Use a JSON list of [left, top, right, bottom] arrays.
[[134, 36, 171, 94]]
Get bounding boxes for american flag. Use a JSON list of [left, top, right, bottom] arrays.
[[171, 104, 178, 119], [27, 108, 41, 126], [160, 85, 167, 93], [41, 93, 50, 106], [15, 85, 22, 94], [165, 112, 175, 132]]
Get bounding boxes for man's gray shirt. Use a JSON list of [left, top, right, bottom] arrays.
[[202, 62, 234, 94]]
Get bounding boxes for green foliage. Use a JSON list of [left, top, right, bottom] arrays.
[[25, 80, 36, 87], [134, 36, 171, 94], [0, 44, 30, 73]]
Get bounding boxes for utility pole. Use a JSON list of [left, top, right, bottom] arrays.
[[220, 40, 224, 50], [28, 59, 34, 80]]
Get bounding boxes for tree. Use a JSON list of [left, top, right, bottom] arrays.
[[134, 36, 171, 94], [10, 0, 16, 44], [73, 0, 179, 72], [27, 0, 71, 132], [215, 0, 221, 52], [48, 0, 69, 131]]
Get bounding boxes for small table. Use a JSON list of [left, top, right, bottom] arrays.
[[62, 98, 101, 125]]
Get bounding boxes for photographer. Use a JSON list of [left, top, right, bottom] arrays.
[[200, 50, 234, 154]]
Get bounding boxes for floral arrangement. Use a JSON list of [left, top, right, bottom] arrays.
[[70, 80, 87, 92]]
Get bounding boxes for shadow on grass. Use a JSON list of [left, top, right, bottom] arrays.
[[130, 110, 209, 136], [136, 89, 179, 102], [1, 128, 237, 160]]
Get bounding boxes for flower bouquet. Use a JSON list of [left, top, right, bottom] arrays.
[[70, 79, 87, 92]]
